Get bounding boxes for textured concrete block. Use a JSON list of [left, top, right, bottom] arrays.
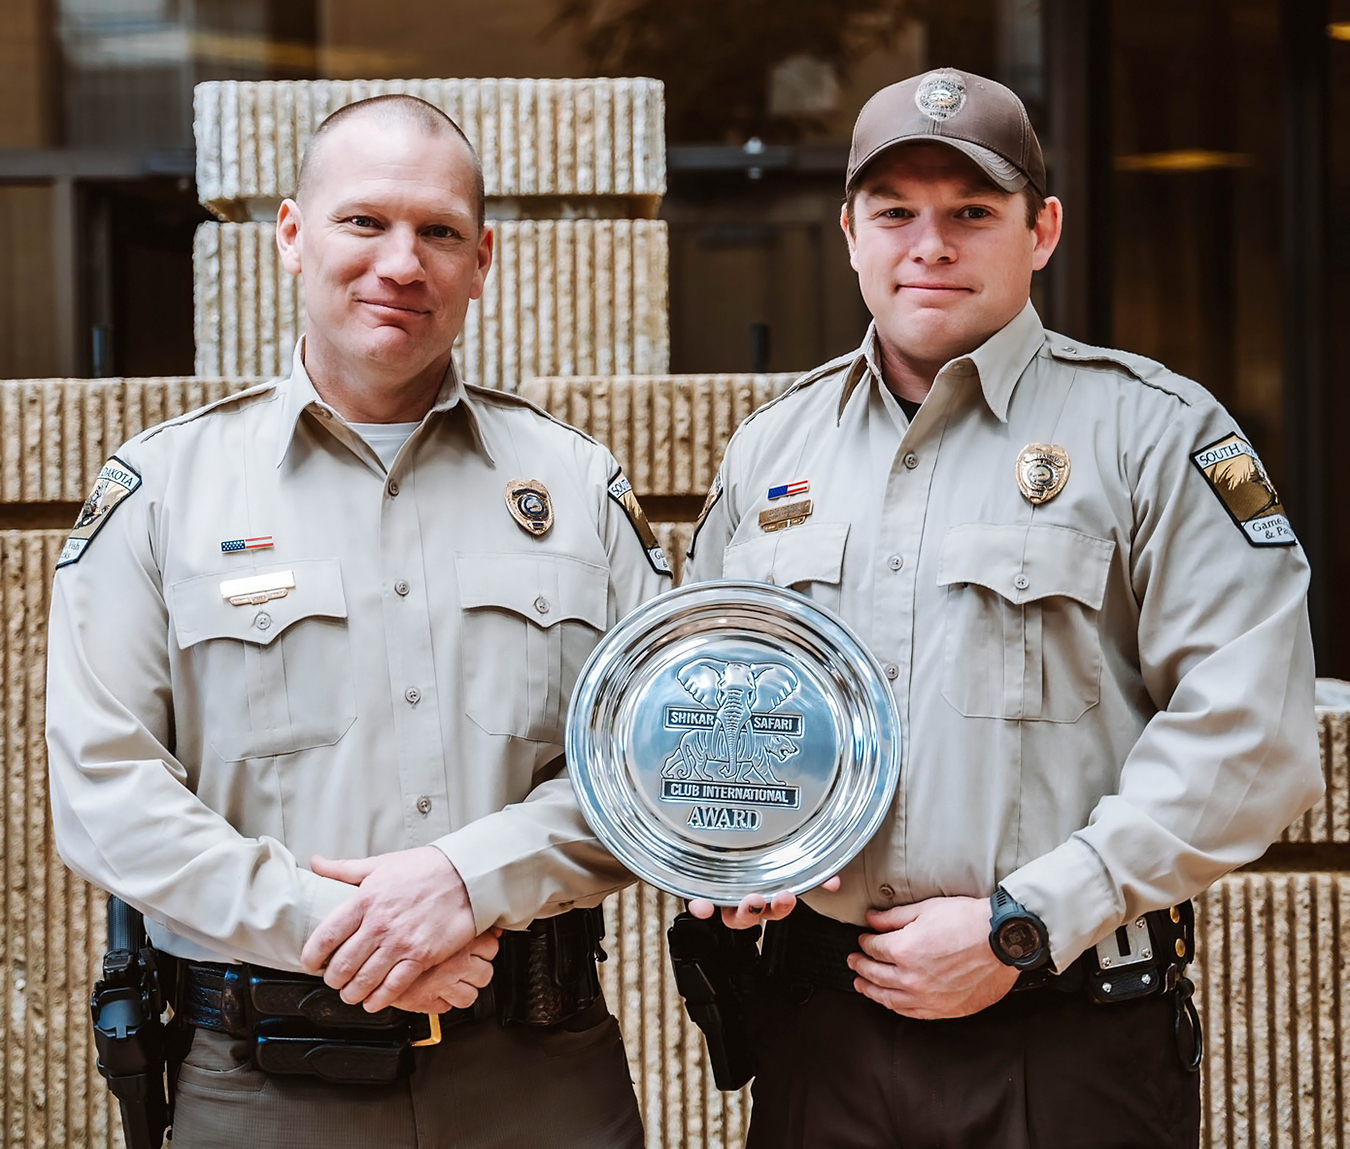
[[1284, 702, 1350, 843], [0, 530, 117, 1147], [521, 374, 798, 498], [652, 522, 694, 585], [194, 221, 670, 387], [601, 884, 748, 1149], [195, 78, 666, 218], [1194, 872, 1350, 1148], [0, 378, 243, 504]]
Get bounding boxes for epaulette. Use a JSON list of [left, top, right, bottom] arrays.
[[463, 382, 607, 451], [736, 349, 863, 433], [138, 378, 282, 444], [1044, 333, 1201, 407]]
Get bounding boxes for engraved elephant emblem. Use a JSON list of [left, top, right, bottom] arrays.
[[661, 659, 800, 785]]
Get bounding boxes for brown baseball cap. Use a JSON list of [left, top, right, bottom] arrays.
[[846, 68, 1046, 197]]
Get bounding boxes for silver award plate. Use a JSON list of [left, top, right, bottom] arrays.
[[567, 580, 901, 903]]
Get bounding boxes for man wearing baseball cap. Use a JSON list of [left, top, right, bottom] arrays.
[[682, 68, 1321, 1146]]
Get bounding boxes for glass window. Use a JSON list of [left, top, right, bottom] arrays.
[[1110, 1, 1285, 482]]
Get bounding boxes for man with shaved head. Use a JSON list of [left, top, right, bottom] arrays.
[[47, 94, 662, 1147]]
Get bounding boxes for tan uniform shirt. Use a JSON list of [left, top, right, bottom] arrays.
[[46, 343, 669, 968], [687, 302, 1322, 970]]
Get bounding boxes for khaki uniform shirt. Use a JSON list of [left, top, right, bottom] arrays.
[[687, 302, 1322, 970], [47, 343, 669, 968]]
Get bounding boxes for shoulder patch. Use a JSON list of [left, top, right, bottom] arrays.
[[1191, 433, 1296, 548], [685, 470, 724, 561], [607, 470, 672, 577], [56, 456, 142, 568]]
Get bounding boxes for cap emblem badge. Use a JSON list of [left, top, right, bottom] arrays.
[[915, 72, 967, 121], [1015, 444, 1071, 505]]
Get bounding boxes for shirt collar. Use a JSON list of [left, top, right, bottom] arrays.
[[837, 301, 1045, 426], [958, 300, 1045, 423], [274, 338, 494, 466]]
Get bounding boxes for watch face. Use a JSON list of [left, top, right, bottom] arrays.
[[997, 920, 1041, 962]]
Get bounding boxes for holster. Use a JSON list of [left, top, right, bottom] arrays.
[[494, 905, 607, 1027], [667, 912, 761, 1091], [91, 897, 185, 1149]]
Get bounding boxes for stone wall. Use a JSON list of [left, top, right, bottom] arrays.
[[194, 78, 666, 220], [192, 78, 670, 384], [194, 220, 670, 385]]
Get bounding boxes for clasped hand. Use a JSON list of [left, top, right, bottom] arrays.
[[691, 888, 1018, 1019], [300, 846, 499, 1015]]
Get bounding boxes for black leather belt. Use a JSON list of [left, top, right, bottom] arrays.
[[177, 906, 611, 1084], [180, 961, 485, 1084], [760, 901, 1185, 1003], [180, 961, 491, 1038]]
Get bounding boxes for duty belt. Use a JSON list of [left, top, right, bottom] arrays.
[[179, 962, 463, 1083], [760, 900, 1195, 1003], [179, 905, 609, 1085]]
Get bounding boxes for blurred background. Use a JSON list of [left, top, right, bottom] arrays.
[[1, 0, 1347, 672]]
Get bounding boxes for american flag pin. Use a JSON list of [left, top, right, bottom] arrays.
[[221, 536, 274, 554], [767, 480, 810, 501]]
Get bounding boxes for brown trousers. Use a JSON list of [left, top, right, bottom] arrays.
[[170, 1006, 644, 1149], [744, 983, 1200, 1149]]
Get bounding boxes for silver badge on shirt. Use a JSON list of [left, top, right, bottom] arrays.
[[1015, 443, 1071, 505]]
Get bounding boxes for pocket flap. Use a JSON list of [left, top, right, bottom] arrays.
[[937, 523, 1114, 609], [456, 552, 608, 630], [170, 558, 348, 649], [724, 520, 850, 586]]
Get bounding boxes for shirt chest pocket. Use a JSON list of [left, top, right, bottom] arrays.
[[722, 521, 850, 614], [937, 523, 1114, 723], [169, 559, 357, 761], [456, 552, 609, 743]]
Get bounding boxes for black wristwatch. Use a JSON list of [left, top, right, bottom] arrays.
[[988, 886, 1050, 970]]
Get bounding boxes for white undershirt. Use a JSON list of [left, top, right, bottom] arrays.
[[349, 422, 420, 471]]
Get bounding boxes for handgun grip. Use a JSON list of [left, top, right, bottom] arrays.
[[107, 896, 145, 955]]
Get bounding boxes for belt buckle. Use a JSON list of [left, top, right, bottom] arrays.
[[410, 1012, 442, 1047]]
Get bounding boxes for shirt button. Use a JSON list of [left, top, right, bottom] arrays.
[[394, 579, 410, 596], [254, 611, 272, 630], [1013, 573, 1030, 590], [887, 554, 904, 571], [416, 796, 433, 816], [903, 452, 919, 470], [884, 664, 899, 680], [387, 480, 400, 497], [405, 687, 421, 704], [534, 596, 550, 615], [879, 884, 895, 900]]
